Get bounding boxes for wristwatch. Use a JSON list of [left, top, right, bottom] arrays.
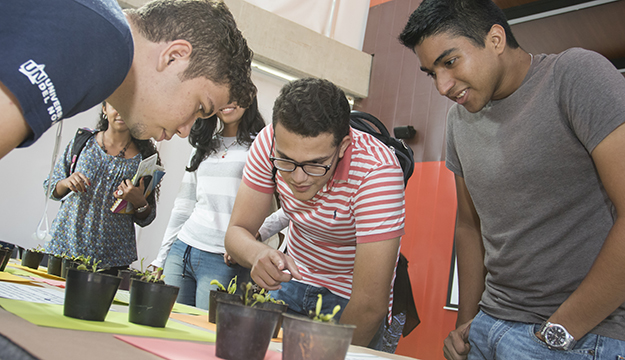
[[135, 203, 149, 214], [538, 322, 577, 351]]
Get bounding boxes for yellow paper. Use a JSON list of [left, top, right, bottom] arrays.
[[0, 272, 37, 284], [0, 298, 215, 342], [9, 264, 65, 281]]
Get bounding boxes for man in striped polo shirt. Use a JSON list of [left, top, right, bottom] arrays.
[[225, 78, 406, 350]]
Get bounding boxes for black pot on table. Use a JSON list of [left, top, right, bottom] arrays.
[[61, 258, 81, 279], [215, 299, 282, 360], [255, 301, 288, 338], [128, 279, 179, 327], [46, 255, 63, 276], [63, 268, 121, 321], [21, 250, 44, 270], [0, 248, 10, 272], [208, 290, 242, 323]]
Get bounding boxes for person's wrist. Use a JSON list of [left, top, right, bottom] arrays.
[[135, 202, 150, 214]]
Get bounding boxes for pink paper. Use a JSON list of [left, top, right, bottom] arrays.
[[115, 335, 281, 360], [30, 276, 66, 288]]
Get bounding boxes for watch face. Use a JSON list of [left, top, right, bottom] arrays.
[[544, 325, 567, 347]]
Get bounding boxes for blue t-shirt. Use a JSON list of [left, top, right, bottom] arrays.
[[0, 0, 133, 146]]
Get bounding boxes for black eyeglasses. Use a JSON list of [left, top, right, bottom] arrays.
[[269, 137, 341, 177]]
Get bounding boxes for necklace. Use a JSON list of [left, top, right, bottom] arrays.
[[101, 131, 132, 158], [529, 53, 534, 66], [220, 137, 238, 158]]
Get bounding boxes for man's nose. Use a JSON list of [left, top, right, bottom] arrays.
[[436, 71, 454, 97], [176, 119, 195, 138], [291, 166, 308, 182]]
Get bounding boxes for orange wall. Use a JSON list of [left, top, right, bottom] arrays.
[[395, 162, 458, 360], [370, 0, 394, 7], [362, 1, 460, 358]]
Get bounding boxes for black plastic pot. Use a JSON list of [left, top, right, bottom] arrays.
[[0, 247, 12, 271], [46, 255, 63, 276], [255, 302, 288, 338], [208, 290, 242, 323], [21, 250, 45, 270], [281, 313, 356, 360], [63, 268, 121, 321], [61, 258, 81, 279], [128, 279, 179, 327], [0, 248, 9, 272], [117, 269, 141, 291], [215, 299, 282, 360]]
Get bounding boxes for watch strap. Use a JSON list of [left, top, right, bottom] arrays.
[[539, 321, 577, 351]]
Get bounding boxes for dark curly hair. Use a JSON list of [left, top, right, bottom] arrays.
[[186, 97, 266, 172], [126, 0, 256, 108], [399, 0, 520, 51], [97, 103, 161, 200], [272, 78, 350, 147]]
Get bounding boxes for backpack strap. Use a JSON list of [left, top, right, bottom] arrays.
[[69, 128, 96, 175], [349, 111, 415, 188]]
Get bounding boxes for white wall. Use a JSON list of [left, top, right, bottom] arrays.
[[0, 70, 287, 268], [244, 0, 369, 51]]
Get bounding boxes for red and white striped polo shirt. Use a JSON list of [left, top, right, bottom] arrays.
[[243, 124, 405, 315]]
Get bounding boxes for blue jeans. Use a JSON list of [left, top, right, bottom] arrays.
[[270, 280, 387, 351], [163, 239, 251, 310], [469, 310, 625, 360]]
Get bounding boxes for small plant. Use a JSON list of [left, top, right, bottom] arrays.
[[250, 288, 285, 307], [308, 294, 341, 323], [139, 267, 166, 284], [238, 282, 285, 307], [29, 245, 46, 253], [75, 255, 104, 273], [211, 275, 238, 294]]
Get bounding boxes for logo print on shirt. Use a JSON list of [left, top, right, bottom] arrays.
[[19, 59, 63, 122]]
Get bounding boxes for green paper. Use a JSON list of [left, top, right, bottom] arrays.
[[113, 290, 207, 316], [172, 302, 208, 316], [0, 298, 215, 342]]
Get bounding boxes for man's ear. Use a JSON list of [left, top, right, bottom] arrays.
[[156, 39, 193, 72], [338, 135, 351, 158], [487, 24, 506, 55]]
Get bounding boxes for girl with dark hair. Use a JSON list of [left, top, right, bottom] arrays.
[[151, 98, 266, 309], [44, 101, 161, 274]]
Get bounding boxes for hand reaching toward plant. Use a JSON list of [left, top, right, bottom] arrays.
[[250, 247, 302, 290]]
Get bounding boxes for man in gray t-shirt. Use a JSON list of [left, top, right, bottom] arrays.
[[400, 0, 625, 359]]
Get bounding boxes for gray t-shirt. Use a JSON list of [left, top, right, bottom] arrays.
[[446, 48, 625, 340]]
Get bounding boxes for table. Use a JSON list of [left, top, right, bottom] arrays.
[[0, 263, 416, 360]]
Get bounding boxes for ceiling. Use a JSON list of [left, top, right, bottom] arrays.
[[493, 0, 625, 73]]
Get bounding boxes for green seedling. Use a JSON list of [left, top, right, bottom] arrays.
[[210, 275, 238, 294], [29, 245, 46, 253], [139, 267, 166, 284], [76, 256, 104, 273], [308, 294, 341, 323], [250, 288, 285, 307], [242, 282, 255, 306]]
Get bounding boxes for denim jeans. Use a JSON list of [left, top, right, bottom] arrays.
[[270, 280, 387, 352], [163, 239, 251, 310], [469, 310, 625, 360]]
